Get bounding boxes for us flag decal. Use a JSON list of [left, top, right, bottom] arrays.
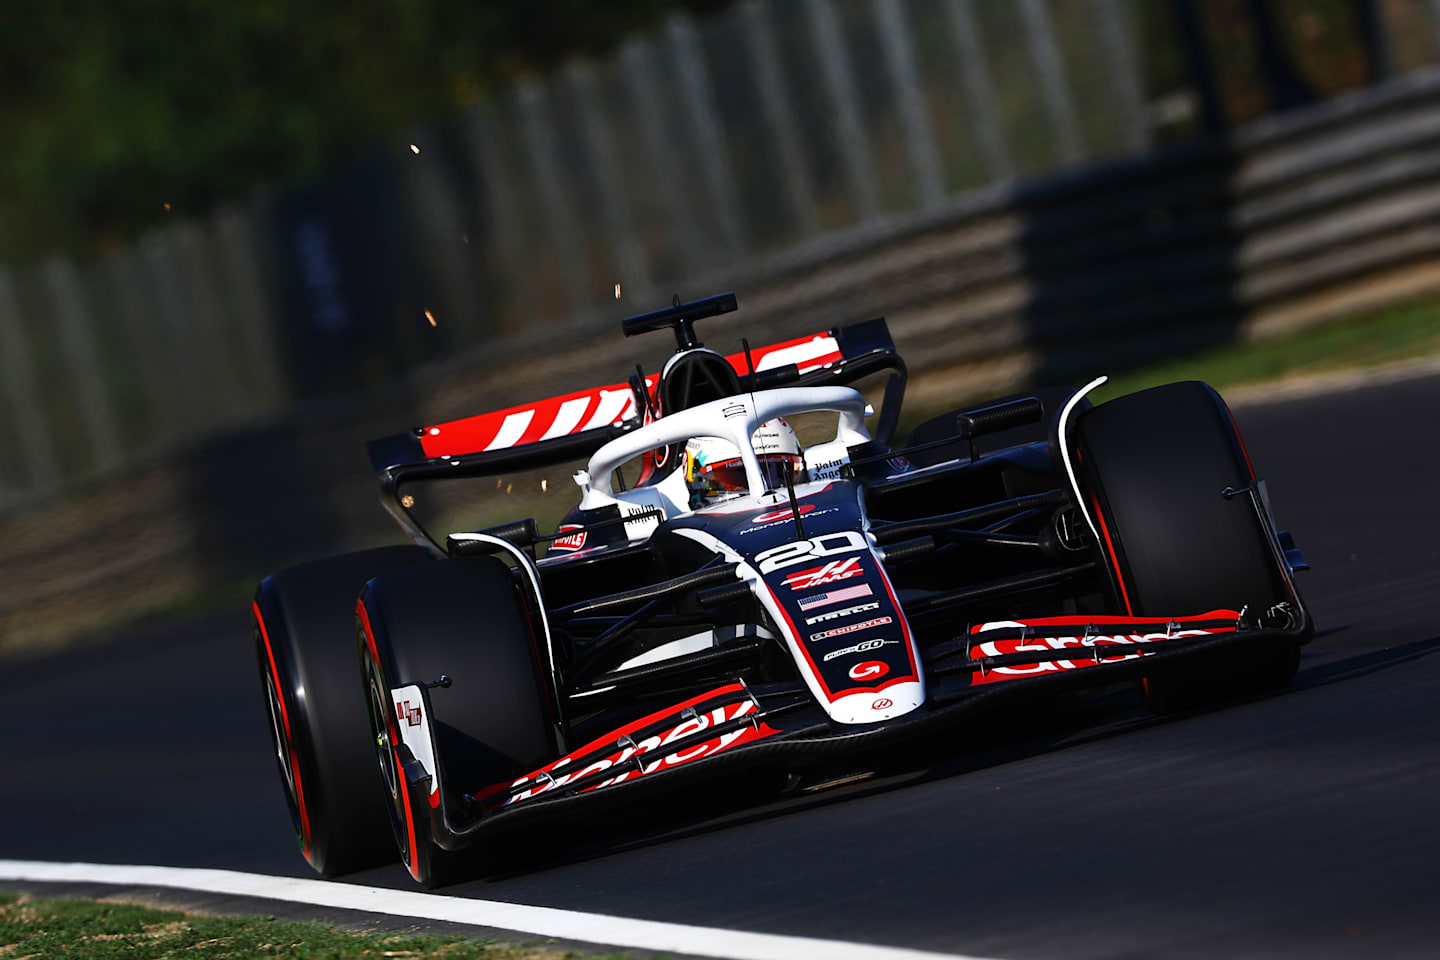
[[796, 582, 874, 610]]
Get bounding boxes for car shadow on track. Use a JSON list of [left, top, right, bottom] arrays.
[[462, 635, 1440, 885], [1289, 632, 1440, 690]]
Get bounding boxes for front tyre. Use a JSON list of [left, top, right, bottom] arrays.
[[1074, 381, 1304, 712], [253, 545, 433, 875], [357, 556, 555, 886]]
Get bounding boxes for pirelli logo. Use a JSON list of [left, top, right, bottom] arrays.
[[804, 602, 881, 626]]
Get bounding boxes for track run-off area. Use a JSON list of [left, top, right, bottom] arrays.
[[5, 371, 1440, 959]]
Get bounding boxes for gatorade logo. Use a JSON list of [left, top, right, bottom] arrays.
[[848, 661, 889, 681]]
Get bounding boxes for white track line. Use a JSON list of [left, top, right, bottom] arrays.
[[0, 860, 994, 960]]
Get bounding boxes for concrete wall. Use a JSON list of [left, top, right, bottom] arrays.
[[5, 70, 1440, 649]]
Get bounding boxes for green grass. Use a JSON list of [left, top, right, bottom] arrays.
[[1090, 300, 1440, 404], [0, 891, 637, 960]]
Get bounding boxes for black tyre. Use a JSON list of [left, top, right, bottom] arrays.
[[357, 556, 555, 886], [1073, 381, 1300, 712], [253, 545, 433, 875]]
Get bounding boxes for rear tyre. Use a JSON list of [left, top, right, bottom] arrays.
[[253, 545, 433, 875], [1073, 381, 1301, 713], [357, 556, 555, 887]]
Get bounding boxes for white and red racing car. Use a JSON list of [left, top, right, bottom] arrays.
[[254, 293, 1312, 885]]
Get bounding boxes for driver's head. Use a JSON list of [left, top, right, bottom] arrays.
[[685, 418, 803, 504]]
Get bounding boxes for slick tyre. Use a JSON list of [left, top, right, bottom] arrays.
[[253, 545, 433, 876], [1073, 381, 1300, 713], [357, 556, 555, 887]]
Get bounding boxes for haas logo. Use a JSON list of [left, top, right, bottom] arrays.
[[395, 700, 423, 727], [871, 698, 894, 710], [783, 558, 862, 592], [848, 660, 889, 681]]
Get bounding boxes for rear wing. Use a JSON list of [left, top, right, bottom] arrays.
[[366, 316, 904, 487]]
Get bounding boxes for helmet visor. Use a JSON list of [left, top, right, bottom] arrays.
[[694, 453, 805, 496]]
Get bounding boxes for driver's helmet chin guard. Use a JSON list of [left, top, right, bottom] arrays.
[[685, 418, 804, 505]]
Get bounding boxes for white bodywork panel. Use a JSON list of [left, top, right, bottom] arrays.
[[390, 683, 440, 802]]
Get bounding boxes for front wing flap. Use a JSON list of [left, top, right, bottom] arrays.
[[392, 610, 1309, 854]]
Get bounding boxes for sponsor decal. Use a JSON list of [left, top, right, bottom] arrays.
[[810, 616, 893, 641], [500, 697, 774, 806], [753, 504, 817, 524], [756, 531, 867, 574], [418, 380, 649, 460], [821, 637, 898, 662], [797, 583, 874, 611], [809, 458, 846, 480], [783, 557, 863, 591], [740, 506, 837, 535], [551, 524, 587, 551], [966, 627, 1220, 686], [871, 698, 893, 710], [848, 660, 889, 681], [804, 601, 881, 625], [395, 700, 422, 727], [722, 402, 748, 419]]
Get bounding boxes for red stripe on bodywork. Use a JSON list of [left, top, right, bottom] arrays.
[[817, 552, 921, 700], [478, 682, 777, 807], [966, 610, 1241, 687], [527, 683, 749, 777], [968, 610, 1241, 632], [760, 550, 919, 702], [413, 329, 840, 460], [417, 378, 653, 459], [253, 600, 312, 857], [723, 332, 841, 376]]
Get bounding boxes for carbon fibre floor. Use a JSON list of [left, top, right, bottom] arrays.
[[5, 372, 1440, 959]]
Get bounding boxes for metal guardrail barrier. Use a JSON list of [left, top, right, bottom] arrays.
[[4, 1, 1440, 645]]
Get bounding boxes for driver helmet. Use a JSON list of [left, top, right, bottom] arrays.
[[685, 418, 803, 504]]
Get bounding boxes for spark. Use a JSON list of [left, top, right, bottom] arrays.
[[541, 478, 548, 493], [163, 202, 172, 211], [409, 144, 421, 155], [400, 494, 415, 508], [424, 309, 437, 327], [505, 482, 513, 494], [614, 282, 622, 300]]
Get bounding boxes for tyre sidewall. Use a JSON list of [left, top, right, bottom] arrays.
[[253, 544, 432, 875], [357, 556, 555, 885], [1075, 381, 1287, 617]]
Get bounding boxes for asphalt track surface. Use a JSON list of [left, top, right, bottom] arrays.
[[6, 372, 1440, 959]]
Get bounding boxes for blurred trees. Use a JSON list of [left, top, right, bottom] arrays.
[[0, 0, 728, 262]]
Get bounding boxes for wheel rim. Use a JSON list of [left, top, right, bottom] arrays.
[[361, 645, 410, 865]]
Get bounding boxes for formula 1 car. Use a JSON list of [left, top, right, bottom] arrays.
[[254, 293, 1312, 885]]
